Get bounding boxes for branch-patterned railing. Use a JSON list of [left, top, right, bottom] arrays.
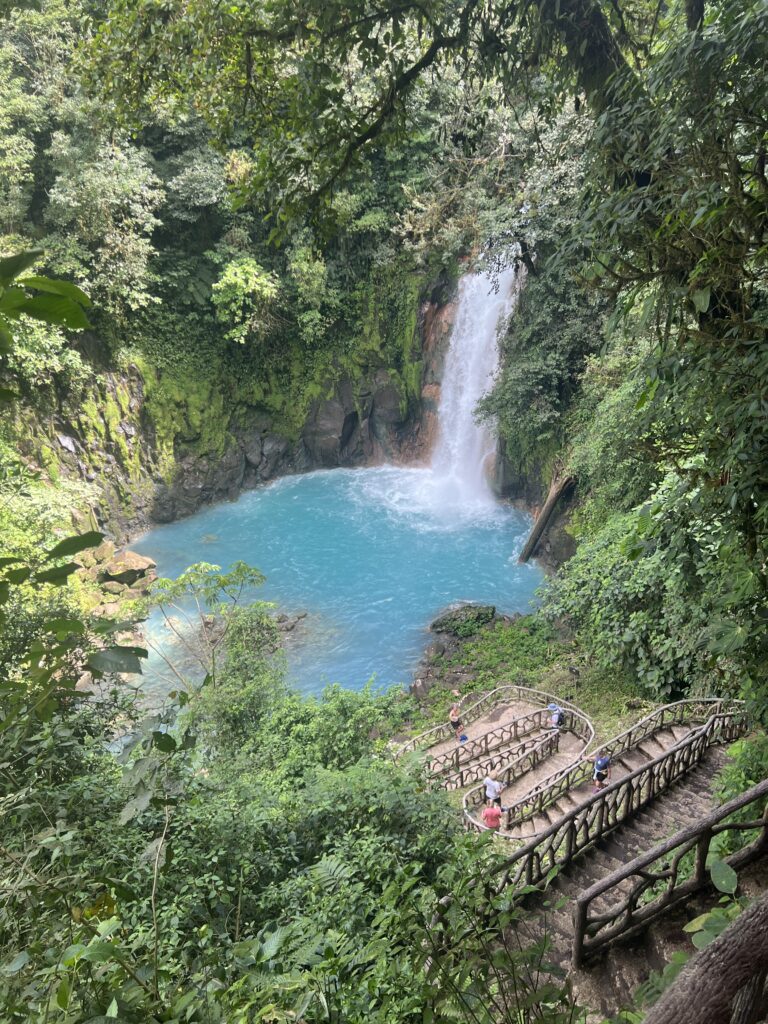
[[487, 706, 747, 897], [501, 699, 744, 832], [448, 729, 561, 795], [395, 684, 588, 757], [572, 776, 768, 967], [426, 708, 549, 779], [463, 708, 595, 829]]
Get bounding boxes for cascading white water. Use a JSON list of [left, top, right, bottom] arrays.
[[430, 266, 521, 508], [354, 263, 522, 527]]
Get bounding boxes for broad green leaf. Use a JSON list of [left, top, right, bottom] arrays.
[[45, 618, 86, 636], [88, 646, 145, 675], [1, 950, 30, 975], [80, 940, 118, 964], [119, 788, 152, 824], [0, 287, 31, 313], [46, 531, 104, 560], [0, 322, 12, 353], [152, 730, 177, 752], [56, 977, 71, 1010], [34, 562, 78, 584], [709, 858, 738, 894], [683, 912, 712, 933], [61, 943, 87, 965], [14, 293, 91, 329], [691, 287, 711, 313], [17, 275, 92, 307], [0, 249, 42, 285]]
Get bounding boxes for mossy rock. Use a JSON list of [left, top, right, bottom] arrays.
[[431, 604, 496, 638]]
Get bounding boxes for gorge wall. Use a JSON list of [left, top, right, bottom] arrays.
[[10, 278, 459, 542]]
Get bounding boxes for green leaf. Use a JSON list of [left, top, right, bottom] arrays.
[[17, 275, 92, 308], [683, 912, 713, 933], [635, 377, 659, 411], [80, 940, 118, 964], [13, 293, 91, 330], [45, 618, 86, 637], [46, 531, 103, 560], [119, 788, 152, 824], [56, 977, 71, 1010], [691, 287, 711, 313], [34, 563, 78, 584], [0, 249, 42, 285], [152, 730, 177, 752], [709, 858, 738, 895], [1, 950, 30, 975], [88, 646, 145, 675], [106, 997, 118, 1018], [0, 322, 12, 354]]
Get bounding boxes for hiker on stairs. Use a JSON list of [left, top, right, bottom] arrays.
[[484, 773, 503, 807], [586, 749, 612, 793], [449, 702, 465, 742]]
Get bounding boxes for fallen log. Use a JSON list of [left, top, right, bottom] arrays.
[[518, 473, 575, 564]]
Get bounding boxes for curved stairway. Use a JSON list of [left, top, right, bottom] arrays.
[[398, 684, 594, 797], [414, 691, 752, 1006]]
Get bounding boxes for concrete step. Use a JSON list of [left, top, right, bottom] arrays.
[[637, 738, 668, 760], [616, 750, 650, 772]]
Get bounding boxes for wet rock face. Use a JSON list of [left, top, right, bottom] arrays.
[[153, 446, 247, 522], [145, 283, 459, 525], [23, 276, 460, 536]]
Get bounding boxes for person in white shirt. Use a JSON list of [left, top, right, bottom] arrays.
[[484, 774, 503, 806]]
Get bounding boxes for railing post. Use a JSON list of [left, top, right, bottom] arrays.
[[572, 898, 588, 968], [694, 830, 711, 884]]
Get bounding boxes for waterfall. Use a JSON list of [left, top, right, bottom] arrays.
[[430, 266, 521, 507]]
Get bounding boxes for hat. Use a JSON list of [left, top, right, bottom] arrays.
[[547, 703, 560, 711]]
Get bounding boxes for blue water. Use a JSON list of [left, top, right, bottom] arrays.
[[131, 466, 543, 697]]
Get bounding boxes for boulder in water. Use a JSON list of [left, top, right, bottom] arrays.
[[430, 603, 496, 638]]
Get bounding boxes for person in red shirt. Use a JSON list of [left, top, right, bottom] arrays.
[[481, 802, 502, 830]]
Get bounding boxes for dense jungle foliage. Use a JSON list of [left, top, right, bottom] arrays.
[[1, 0, 767, 1020]]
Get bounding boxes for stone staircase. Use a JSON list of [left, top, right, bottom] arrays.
[[508, 746, 768, 1019], [414, 693, 755, 1017], [502, 723, 694, 840]]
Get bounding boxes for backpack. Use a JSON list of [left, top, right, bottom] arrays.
[[552, 709, 565, 727]]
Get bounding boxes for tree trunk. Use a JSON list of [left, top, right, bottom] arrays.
[[518, 472, 575, 564], [644, 892, 768, 1024], [686, 0, 705, 31]]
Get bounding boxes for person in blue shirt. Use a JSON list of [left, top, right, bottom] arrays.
[[587, 750, 612, 793]]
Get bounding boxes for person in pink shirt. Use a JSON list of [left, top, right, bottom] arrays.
[[481, 802, 502, 830]]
